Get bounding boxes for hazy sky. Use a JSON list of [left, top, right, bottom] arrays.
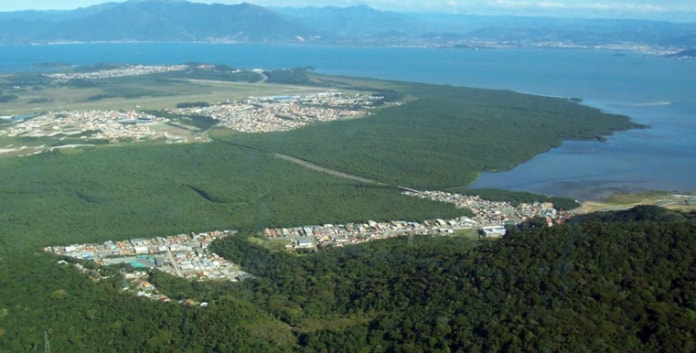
[[1, 0, 695, 20]]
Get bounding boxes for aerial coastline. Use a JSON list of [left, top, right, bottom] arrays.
[[0, 62, 643, 249], [2, 58, 689, 201], [1, 2, 696, 351]]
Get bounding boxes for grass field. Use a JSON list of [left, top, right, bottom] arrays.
[[0, 79, 339, 115]]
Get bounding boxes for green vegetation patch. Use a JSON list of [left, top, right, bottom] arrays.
[[264, 67, 312, 84], [1, 205, 694, 352], [0, 68, 334, 115], [72, 76, 199, 99], [0, 65, 683, 353], [147, 109, 219, 131], [224, 80, 642, 189], [203, 207, 696, 352], [0, 141, 463, 253], [0, 250, 295, 353], [180, 64, 265, 83], [0, 95, 18, 103]]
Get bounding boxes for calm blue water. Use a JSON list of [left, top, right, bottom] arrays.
[[1, 43, 694, 199]]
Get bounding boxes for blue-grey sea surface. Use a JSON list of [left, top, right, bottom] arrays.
[[1, 43, 694, 199]]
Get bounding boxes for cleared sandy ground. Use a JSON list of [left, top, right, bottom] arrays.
[[572, 192, 696, 214]]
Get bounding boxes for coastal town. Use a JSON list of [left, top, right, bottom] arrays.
[[170, 91, 385, 133], [42, 64, 189, 83], [6, 63, 612, 307], [0, 89, 386, 156], [32, 60, 572, 293], [1, 109, 169, 141], [263, 189, 570, 247], [45, 187, 571, 303]]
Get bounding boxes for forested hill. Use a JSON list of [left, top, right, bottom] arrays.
[[209, 206, 696, 352], [2, 206, 692, 352]]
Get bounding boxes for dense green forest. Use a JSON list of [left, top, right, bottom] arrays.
[[0, 66, 675, 352], [263, 68, 312, 85], [224, 78, 641, 189], [0, 142, 463, 253], [0, 70, 636, 252], [1, 206, 694, 352]]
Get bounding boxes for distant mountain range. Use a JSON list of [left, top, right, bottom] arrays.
[[0, 0, 695, 51], [0, 1, 319, 43]]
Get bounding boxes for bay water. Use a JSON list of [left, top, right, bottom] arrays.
[[1, 43, 694, 200]]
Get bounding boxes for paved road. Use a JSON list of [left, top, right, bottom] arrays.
[[166, 249, 183, 277], [273, 153, 382, 185]]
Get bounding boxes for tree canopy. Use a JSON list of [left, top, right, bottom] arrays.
[[2, 207, 693, 352]]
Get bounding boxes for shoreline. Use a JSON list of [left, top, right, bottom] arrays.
[[4, 45, 694, 206], [470, 93, 696, 201]]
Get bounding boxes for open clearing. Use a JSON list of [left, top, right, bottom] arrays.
[[573, 191, 696, 214], [0, 79, 340, 115]]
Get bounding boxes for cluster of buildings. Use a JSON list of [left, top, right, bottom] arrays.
[[43, 64, 189, 83], [170, 92, 384, 133], [0, 92, 389, 156], [47, 190, 570, 268], [401, 190, 569, 226], [45, 186, 577, 306], [264, 216, 479, 248], [261, 190, 571, 249], [45, 230, 250, 282], [0, 110, 171, 142], [49, 230, 249, 306]]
